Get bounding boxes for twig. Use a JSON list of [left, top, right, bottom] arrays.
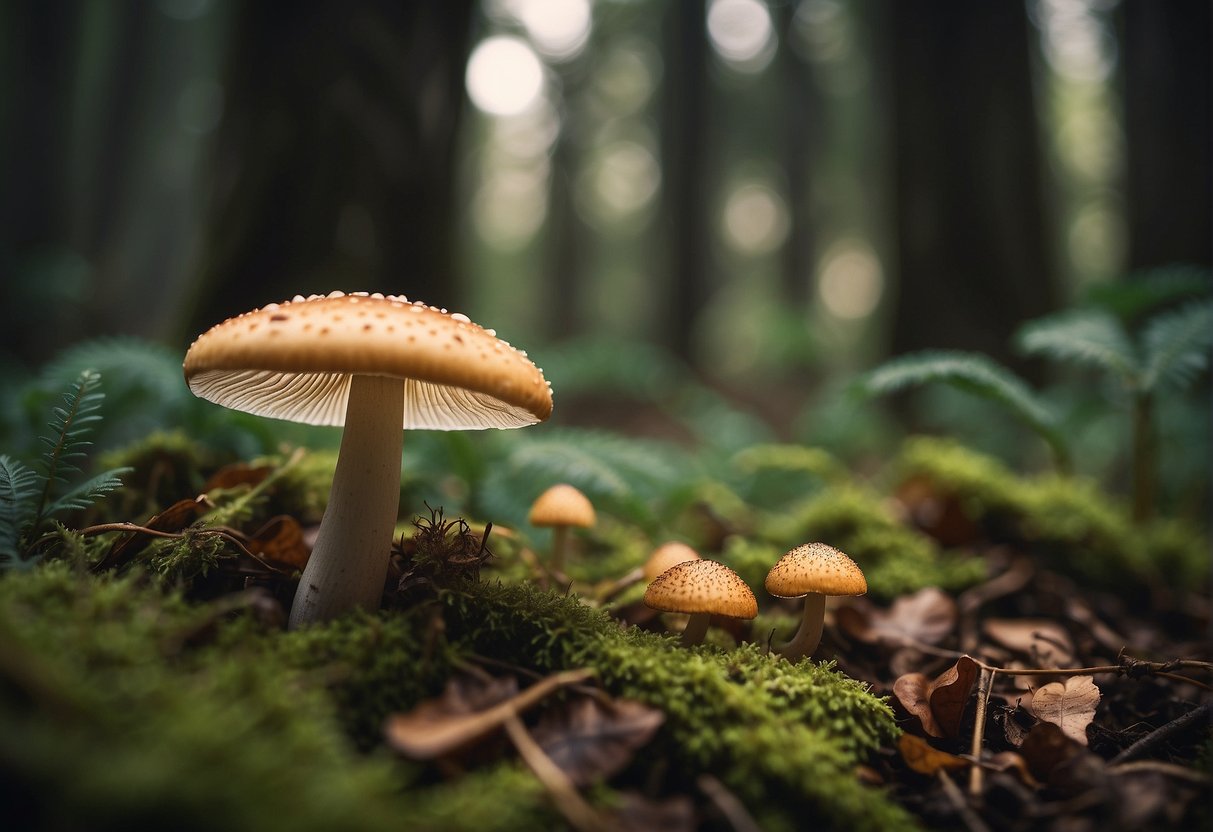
[[697, 774, 762, 832], [937, 770, 993, 832], [968, 665, 996, 797], [503, 713, 615, 832], [1108, 760, 1212, 784], [76, 522, 288, 574], [1110, 702, 1213, 765]]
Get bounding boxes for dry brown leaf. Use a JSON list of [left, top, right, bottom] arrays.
[[247, 515, 310, 570], [893, 655, 979, 738], [835, 587, 958, 648], [1029, 676, 1100, 745], [1020, 721, 1082, 781], [203, 462, 273, 492], [897, 733, 969, 775], [987, 751, 1041, 788], [531, 696, 665, 787], [95, 496, 210, 572], [609, 793, 695, 832], [384, 669, 593, 759], [982, 618, 1074, 666]]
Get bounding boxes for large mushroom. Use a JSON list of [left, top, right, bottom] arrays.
[[764, 542, 867, 661], [183, 292, 552, 628]]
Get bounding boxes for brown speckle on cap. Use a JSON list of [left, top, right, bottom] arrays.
[[765, 542, 867, 599], [644, 560, 757, 619]]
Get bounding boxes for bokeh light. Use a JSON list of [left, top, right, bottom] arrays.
[[466, 36, 546, 117], [818, 239, 883, 320], [513, 0, 593, 61], [707, 0, 775, 72], [722, 180, 789, 255]]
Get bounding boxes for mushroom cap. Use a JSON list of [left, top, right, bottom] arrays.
[[764, 542, 867, 599], [643, 559, 757, 620], [183, 292, 553, 429], [643, 541, 701, 582], [528, 484, 596, 528]]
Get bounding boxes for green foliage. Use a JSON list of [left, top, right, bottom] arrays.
[[853, 350, 1069, 469], [0, 369, 130, 569], [895, 437, 1209, 590], [1140, 300, 1213, 391], [1016, 309, 1138, 382]]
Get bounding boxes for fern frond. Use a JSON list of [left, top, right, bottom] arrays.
[[31, 369, 108, 534], [854, 350, 1069, 469], [46, 468, 131, 516], [0, 455, 40, 564], [1084, 265, 1211, 319], [1015, 310, 1140, 382], [1140, 299, 1213, 392]]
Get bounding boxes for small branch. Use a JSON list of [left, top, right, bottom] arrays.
[[503, 714, 614, 832], [937, 770, 993, 832], [1108, 760, 1212, 784], [697, 774, 762, 832], [968, 666, 996, 797], [1110, 702, 1213, 765]]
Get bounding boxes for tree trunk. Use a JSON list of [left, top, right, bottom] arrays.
[[885, 0, 1058, 367], [658, 0, 711, 361], [1119, 0, 1212, 270], [776, 3, 819, 309], [186, 0, 474, 336]]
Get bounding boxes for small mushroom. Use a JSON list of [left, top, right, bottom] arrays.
[[643, 541, 701, 582], [527, 484, 595, 574], [764, 542, 867, 661], [643, 559, 757, 646], [183, 292, 553, 628]]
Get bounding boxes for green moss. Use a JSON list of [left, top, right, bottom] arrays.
[[895, 437, 1209, 590]]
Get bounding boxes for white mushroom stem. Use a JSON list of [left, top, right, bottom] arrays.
[[680, 612, 711, 646], [288, 374, 405, 629], [777, 593, 826, 661]]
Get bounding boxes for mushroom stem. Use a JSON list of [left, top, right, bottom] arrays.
[[549, 525, 570, 574], [680, 612, 711, 646], [777, 593, 827, 661], [288, 374, 405, 628]]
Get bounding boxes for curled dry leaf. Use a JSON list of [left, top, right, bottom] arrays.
[[247, 515, 310, 570], [531, 696, 665, 787], [835, 587, 958, 648], [202, 462, 273, 492], [1029, 676, 1100, 745], [1019, 721, 1082, 782], [897, 733, 969, 776], [893, 656, 979, 738], [384, 669, 593, 759]]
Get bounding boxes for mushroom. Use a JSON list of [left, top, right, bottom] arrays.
[[643, 559, 757, 646], [643, 541, 701, 582], [183, 292, 552, 628], [764, 542, 867, 661], [527, 483, 595, 574]]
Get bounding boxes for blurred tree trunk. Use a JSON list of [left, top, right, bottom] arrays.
[[658, 0, 710, 361], [884, 1, 1058, 366], [1119, 0, 1212, 270], [776, 4, 819, 309], [186, 0, 474, 335], [546, 64, 589, 341]]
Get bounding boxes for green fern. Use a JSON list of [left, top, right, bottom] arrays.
[[1140, 299, 1213, 392], [0, 369, 130, 568], [1016, 309, 1139, 383], [853, 350, 1070, 469], [1083, 264, 1211, 320]]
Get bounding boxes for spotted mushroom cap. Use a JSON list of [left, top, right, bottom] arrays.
[[764, 542, 867, 599], [643, 559, 757, 619], [528, 484, 596, 528], [183, 292, 553, 429], [643, 541, 701, 582]]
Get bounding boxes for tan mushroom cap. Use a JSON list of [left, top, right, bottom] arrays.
[[183, 292, 553, 429], [528, 484, 596, 528], [643, 559, 758, 619], [643, 541, 701, 582], [765, 542, 867, 599]]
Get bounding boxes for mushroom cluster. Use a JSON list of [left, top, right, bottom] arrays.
[[184, 291, 553, 628], [640, 540, 866, 658]]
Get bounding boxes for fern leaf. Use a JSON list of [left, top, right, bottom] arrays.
[[32, 369, 106, 531], [0, 455, 40, 564], [46, 467, 131, 516], [1015, 310, 1140, 382], [854, 350, 1069, 468], [1140, 299, 1213, 392]]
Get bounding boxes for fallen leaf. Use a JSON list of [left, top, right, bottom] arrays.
[[94, 496, 210, 572], [987, 751, 1040, 788], [897, 733, 969, 775], [1029, 676, 1100, 745], [982, 618, 1074, 667], [1019, 721, 1081, 781], [835, 587, 958, 648], [247, 515, 310, 570], [384, 668, 593, 759], [893, 656, 979, 738], [203, 462, 273, 492], [531, 696, 665, 787], [609, 793, 695, 832]]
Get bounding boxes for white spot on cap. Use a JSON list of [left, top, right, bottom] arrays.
[[327, 290, 345, 298], [451, 312, 471, 323]]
